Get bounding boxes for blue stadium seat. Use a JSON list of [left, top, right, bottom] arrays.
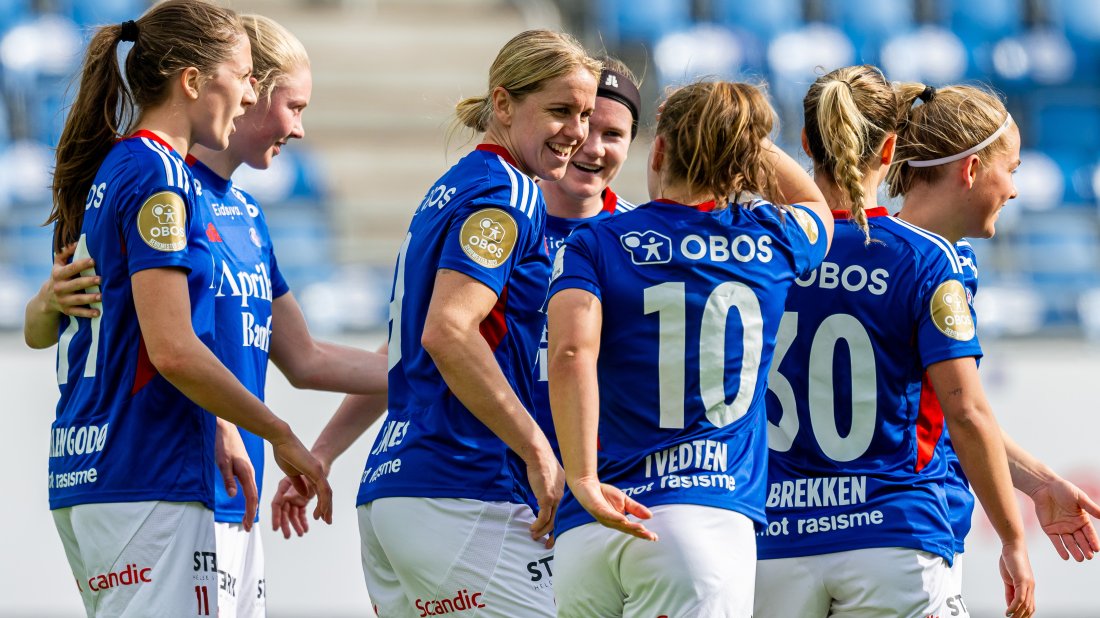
[[597, 0, 691, 47], [944, 0, 1022, 43], [0, 0, 31, 34], [654, 24, 745, 88], [1011, 210, 1100, 326], [826, 0, 915, 63], [62, 0, 148, 27], [713, 0, 801, 40]]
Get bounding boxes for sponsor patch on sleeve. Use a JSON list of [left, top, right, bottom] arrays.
[[789, 207, 820, 244], [136, 191, 187, 252], [930, 280, 975, 341], [551, 245, 566, 282], [460, 208, 518, 268]]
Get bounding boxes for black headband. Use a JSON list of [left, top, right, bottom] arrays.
[[119, 20, 139, 42], [597, 69, 641, 140]]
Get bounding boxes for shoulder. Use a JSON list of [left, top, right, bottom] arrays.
[[112, 137, 192, 195], [878, 216, 964, 275], [456, 151, 541, 221]]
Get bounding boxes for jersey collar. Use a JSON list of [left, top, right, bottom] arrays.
[[127, 129, 178, 154], [601, 187, 619, 213], [654, 198, 718, 212], [832, 206, 889, 220], [476, 143, 520, 169]]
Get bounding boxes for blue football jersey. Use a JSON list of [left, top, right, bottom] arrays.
[[357, 144, 551, 508], [942, 239, 980, 554], [190, 157, 290, 524], [758, 208, 982, 563], [532, 187, 625, 456], [548, 199, 828, 536], [50, 131, 217, 510]]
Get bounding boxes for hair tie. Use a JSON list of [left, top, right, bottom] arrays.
[[918, 85, 936, 103], [119, 20, 139, 43]]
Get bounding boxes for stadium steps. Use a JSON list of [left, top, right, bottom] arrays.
[[234, 0, 559, 264]]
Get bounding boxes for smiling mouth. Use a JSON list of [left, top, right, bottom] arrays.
[[571, 161, 602, 175], [548, 143, 572, 158]]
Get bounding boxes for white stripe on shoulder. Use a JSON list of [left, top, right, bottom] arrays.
[[526, 174, 540, 217], [519, 168, 531, 217], [144, 138, 188, 192], [888, 216, 962, 274], [140, 137, 175, 188], [497, 155, 520, 213], [956, 239, 973, 249], [615, 198, 636, 212]]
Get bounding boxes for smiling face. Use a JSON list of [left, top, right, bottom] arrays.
[[542, 96, 633, 215], [492, 67, 598, 181], [965, 124, 1021, 239], [230, 65, 312, 170], [191, 35, 257, 151]]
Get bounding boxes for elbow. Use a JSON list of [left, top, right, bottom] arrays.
[[946, 402, 997, 437], [421, 317, 464, 362], [145, 338, 193, 382], [24, 331, 54, 350]]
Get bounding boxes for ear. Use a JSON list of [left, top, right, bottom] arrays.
[[961, 154, 980, 189], [649, 134, 666, 175], [490, 86, 513, 128], [880, 133, 897, 166], [801, 128, 812, 158], [180, 67, 201, 100]]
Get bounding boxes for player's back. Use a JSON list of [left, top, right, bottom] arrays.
[[51, 131, 216, 511], [549, 198, 826, 535], [760, 208, 980, 562]]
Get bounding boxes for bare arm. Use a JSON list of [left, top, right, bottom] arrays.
[[548, 288, 654, 540], [422, 268, 561, 542], [1002, 431, 1100, 561], [24, 243, 101, 349], [927, 357, 1034, 618], [268, 292, 388, 394], [131, 267, 332, 523], [762, 140, 834, 253]]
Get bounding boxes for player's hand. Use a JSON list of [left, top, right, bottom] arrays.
[[215, 420, 258, 532], [45, 243, 102, 318], [1029, 476, 1100, 561], [570, 477, 657, 542], [272, 435, 333, 525], [999, 542, 1035, 618], [271, 475, 315, 539], [527, 452, 564, 548]]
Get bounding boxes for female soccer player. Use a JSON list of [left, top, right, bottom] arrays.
[[548, 79, 833, 617], [887, 81, 1100, 617], [353, 30, 599, 616], [754, 66, 1034, 618], [30, 2, 330, 614]]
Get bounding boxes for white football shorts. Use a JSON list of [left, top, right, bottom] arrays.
[[358, 497, 555, 618], [52, 500, 218, 617], [214, 521, 266, 618]]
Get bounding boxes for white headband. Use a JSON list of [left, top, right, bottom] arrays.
[[907, 114, 1014, 168]]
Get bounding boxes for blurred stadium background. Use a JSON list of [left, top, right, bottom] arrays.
[[1, 0, 1098, 616]]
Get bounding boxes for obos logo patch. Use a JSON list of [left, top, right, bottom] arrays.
[[789, 207, 819, 244], [460, 208, 517, 268], [930, 280, 975, 341], [137, 191, 186, 252]]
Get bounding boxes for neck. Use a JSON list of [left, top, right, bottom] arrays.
[[481, 128, 531, 178], [814, 166, 882, 214], [133, 104, 194, 157], [541, 181, 604, 219], [189, 144, 241, 180], [655, 178, 709, 207], [896, 181, 963, 243]]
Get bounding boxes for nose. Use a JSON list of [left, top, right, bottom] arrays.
[[563, 113, 587, 143], [291, 115, 305, 140], [242, 77, 258, 107]]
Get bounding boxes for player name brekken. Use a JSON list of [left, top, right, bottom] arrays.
[[766, 475, 868, 508]]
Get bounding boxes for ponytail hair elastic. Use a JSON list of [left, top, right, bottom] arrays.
[[119, 20, 139, 42], [918, 85, 936, 103], [907, 113, 1013, 168]]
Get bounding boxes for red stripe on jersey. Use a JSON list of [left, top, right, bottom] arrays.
[[185, 154, 198, 166], [479, 286, 509, 352], [601, 187, 619, 213], [476, 143, 519, 168], [915, 372, 945, 473], [832, 206, 890, 220], [128, 129, 178, 152], [131, 336, 159, 395], [654, 198, 717, 212]]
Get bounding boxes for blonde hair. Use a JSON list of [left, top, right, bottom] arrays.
[[886, 83, 1012, 197], [803, 65, 897, 240], [454, 29, 601, 134], [49, 0, 244, 250], [656, 80, 779, 209], [241, 14, 309, 100]]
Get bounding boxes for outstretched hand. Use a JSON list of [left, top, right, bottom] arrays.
[[571, 477, 657, 541], [272, 437, 333, 525], [271, 475, 315, 539], [1030, 476, 1100, 561]]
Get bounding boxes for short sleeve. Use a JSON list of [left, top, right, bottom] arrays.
[[781, 204, 828, 276], [916, 256, 983, 369], [117, 183, 194, 276], [437, 198, 540, 296], [548, 226, 602, 302], [269, 238, 290, 299]]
